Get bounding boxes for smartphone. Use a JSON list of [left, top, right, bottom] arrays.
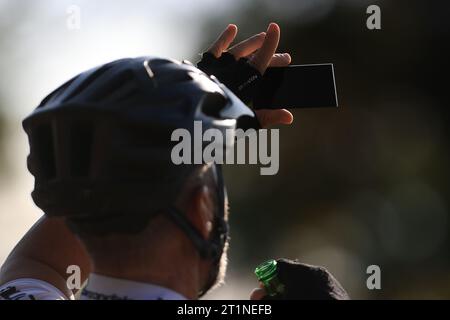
[[253, 64, 338, 109]]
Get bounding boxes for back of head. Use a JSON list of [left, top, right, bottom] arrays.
[[23, 56, 257, 236]]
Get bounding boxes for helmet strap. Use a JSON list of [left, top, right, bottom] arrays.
[[165, 206, 223, 260], [165, 164, 228, 297]]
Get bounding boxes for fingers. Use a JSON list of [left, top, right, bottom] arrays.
[[207, 23, 288, 71], [207, 24, 238, 58], [228, 32, 266, 59], [255, 109, 294, 128], [249, 23, 280, 74], [269, 53, 291, 67]]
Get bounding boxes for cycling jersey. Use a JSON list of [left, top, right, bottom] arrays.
[[0, 273, 186, 300], [0, 278, 73, 300], [80, 273, 186, 300]]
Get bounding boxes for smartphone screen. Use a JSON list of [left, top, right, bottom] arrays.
[[253, 64, 338, 109]]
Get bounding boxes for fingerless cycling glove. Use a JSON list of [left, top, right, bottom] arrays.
[[197, 52, 262, 105]]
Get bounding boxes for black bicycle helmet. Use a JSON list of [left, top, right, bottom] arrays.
[[23, 56, 259, 235]]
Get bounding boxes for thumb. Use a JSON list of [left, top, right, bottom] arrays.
[[254, 109, 294, 128]]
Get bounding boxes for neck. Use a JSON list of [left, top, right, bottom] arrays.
[[91, 251, 201, 299]]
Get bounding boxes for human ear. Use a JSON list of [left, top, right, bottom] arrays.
[[186, 186, 214, 240]]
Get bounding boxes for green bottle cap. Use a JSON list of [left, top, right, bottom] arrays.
[[254, 259, 285, 296]]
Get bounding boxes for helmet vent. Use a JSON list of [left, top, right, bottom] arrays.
[[201, 92, 228, 118], [33, 124, 56, 180], [70, 121, 94, 177]]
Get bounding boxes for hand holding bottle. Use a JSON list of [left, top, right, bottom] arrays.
[[251, 258, 350, 300]]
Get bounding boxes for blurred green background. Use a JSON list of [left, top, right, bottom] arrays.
[[0, 0, 449, 299]]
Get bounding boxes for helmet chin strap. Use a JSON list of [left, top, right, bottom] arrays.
[[165, 206, 226, 260], [165, 206, 227, 297], [165, 164, 228, 298]]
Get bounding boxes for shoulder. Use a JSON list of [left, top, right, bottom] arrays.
[[0, 278, 74, 300]]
